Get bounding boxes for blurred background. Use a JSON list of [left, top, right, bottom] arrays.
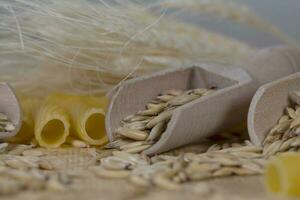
[[0, 0, 299, 96], [196, 0, 300, 47]]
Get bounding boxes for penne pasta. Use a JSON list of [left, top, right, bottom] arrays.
[[34, 102, 70, 148], [46, 94, 108, 146], [7, 92, 108, 147], [265, 152, 300, 197]]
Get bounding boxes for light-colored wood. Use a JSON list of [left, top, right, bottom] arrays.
[[0, 82, 22, 139], [106, 63, 255, 155], [246, 47, 300, 145], [248, 72, 300, 145], [243, 46, 300, 86], [106, 46, 300, 155]]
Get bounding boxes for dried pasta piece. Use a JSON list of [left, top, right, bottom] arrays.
[[47, 94, 108, 146], [7, 95, 41, 144], [265, 152, 300, 197], [34, 102, 70, 148]]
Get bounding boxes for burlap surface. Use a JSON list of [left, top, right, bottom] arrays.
[[0, 146, 274, 200]]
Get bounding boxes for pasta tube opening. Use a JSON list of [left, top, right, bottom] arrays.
[[40, 119, 66, 145], [85, 112, 105, 140], [78, 108, 107, 145]]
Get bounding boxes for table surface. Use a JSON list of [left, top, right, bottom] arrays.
[[0, 147, 282, 200]]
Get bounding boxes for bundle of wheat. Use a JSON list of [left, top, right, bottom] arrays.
[[0, 0, 291, 97]]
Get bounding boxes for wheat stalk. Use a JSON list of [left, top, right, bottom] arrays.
[[0, 0, 289, 96]]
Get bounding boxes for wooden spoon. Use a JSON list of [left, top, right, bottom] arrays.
[[0, 82, 22, 139], [106, 46, 300, 155], [248, 72, 300, 145]]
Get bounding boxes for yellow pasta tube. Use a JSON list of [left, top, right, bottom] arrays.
[[34, 102, 70, 148], [47, 94, 108, 146], [265, 152, 300, 197], [7, 95, 41, 144], [73, 100, 108, 145]]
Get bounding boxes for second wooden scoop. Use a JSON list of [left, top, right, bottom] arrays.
[[0, 82, 22, 139], [248, 72, 300, 145], [106, 46, 300, 155]]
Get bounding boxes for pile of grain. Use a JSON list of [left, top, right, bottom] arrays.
[[113, 87, 216, 153], [90, 89, 300, 190]]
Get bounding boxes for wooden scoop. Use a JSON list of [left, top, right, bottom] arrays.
[[106, 46, 300, 155], [248, 72, 300, 145], [0, 82, 22, 139]]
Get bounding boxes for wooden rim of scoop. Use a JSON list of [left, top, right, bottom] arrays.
[[0, 82, 22, 139], [248, 72, 300, 145]]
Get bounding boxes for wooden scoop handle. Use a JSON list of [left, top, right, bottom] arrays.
[[243, 46, 300, 86]]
